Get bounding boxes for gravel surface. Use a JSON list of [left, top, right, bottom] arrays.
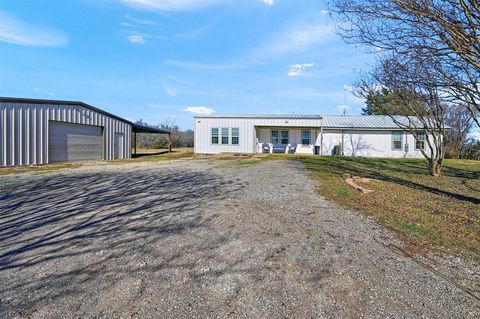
[[0, 159, 479, 318]]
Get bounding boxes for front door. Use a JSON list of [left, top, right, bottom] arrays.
[[114, 133, 124, 159]]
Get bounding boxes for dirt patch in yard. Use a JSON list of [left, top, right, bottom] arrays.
[[0, 159, 478, 318]]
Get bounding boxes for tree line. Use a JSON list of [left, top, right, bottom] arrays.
[[329, 0, 480, 176], [134, 119, 194, 149]]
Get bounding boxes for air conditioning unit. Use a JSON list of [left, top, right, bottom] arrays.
[[333, 145, 342, 156]]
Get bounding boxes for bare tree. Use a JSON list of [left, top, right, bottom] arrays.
[[444, 103, 476, 158], [329, 0, 480, 126], [158, 118, 194, 148], [357, 54, 447, 176]]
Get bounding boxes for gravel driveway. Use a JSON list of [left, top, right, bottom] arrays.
[[0, 159, 479, 318]]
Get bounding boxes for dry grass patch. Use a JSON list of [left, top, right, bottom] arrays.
[[297, 156, 479, 259], [0, 163, 81, 176], [108, 148, 195, 164]]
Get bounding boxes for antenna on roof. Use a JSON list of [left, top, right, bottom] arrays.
[[343, 84, 352, 116]]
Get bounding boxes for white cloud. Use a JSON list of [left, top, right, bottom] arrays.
[[122, 0, 223, 11], [164, 87, 177, 97], [320, 10, 330, 14], [183, 106, 216, 115], [0, 11, 68, 47], [128, 34, 144, 44], [163, 59, 243, 71], [33, 88, 55, 96], [124, 13, 158, 25], [123, 0, 272, 11], [287, 63, 315, 76], [259, 22, 335, 57]]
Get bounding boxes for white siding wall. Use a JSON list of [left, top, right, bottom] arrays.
[[321, 130, 430, 158], [0, 102, 132, 166], [194, 117, 323, 154], [194, 117, 435, 158], [194, 118, 257, 154]]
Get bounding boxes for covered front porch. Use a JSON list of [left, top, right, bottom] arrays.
[[254, 126, 322, 154]]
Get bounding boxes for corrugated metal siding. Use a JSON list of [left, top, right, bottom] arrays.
[[322, 115, 427, 129], [0, 102, 132, 166]]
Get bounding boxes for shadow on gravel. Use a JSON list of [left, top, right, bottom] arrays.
[[0, 169, 238, 270], [0, 167, 244, 315]]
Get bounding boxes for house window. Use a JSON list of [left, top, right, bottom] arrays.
[[301, 130, 311, 145], [221, 128, 229, 144], [392, 131, 403, 150], [211, 128, 219, 144], [271, 130, 279, 144], [271, 130, 289, 144], [280, 130, 289, 144], [231, 128, 239, 145], [416, 131, 426, 150]]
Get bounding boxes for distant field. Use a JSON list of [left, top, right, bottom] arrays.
[[280, 156, 480, 260]]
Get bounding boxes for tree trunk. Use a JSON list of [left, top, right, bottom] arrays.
[[428, 159, 443, 177]]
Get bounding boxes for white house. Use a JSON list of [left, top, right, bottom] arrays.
[[194, 114, 432, 158]]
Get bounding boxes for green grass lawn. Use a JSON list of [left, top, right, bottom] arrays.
[[277, 155, 480, 259]]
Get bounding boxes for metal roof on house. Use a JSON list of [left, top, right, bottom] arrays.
[[196, 113, 449, 129], [322, 115, 414, 129], [194, 114, 323, 119], [0, 97, 170, 134], [321, 115, 451, 129]]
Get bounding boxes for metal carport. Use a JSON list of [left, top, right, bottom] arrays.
[[131, 124, 172, 156]]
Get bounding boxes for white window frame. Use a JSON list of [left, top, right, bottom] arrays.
[[301, 130, 311, 145], [271, 130, 279, 144], [280, 130, 289, 144], [221, 127, 229, 145], [211, 128, 219, 145], [415, 131, 426, 150], [231, 128, 239, 145], [392, 131, 403, 150]]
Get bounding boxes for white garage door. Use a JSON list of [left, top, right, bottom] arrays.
[[49, 121, 103, 163]]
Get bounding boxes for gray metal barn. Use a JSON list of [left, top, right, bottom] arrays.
[[0, 97, 170, 167]]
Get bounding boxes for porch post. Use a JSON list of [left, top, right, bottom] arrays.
[[134, 131, 137, 156], [320, 126, 323, 155]]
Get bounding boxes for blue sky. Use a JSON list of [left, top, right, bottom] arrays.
[[0, 0, 375, 129]]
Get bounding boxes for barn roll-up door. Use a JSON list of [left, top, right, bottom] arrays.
[[49, 121, 103, 163]]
